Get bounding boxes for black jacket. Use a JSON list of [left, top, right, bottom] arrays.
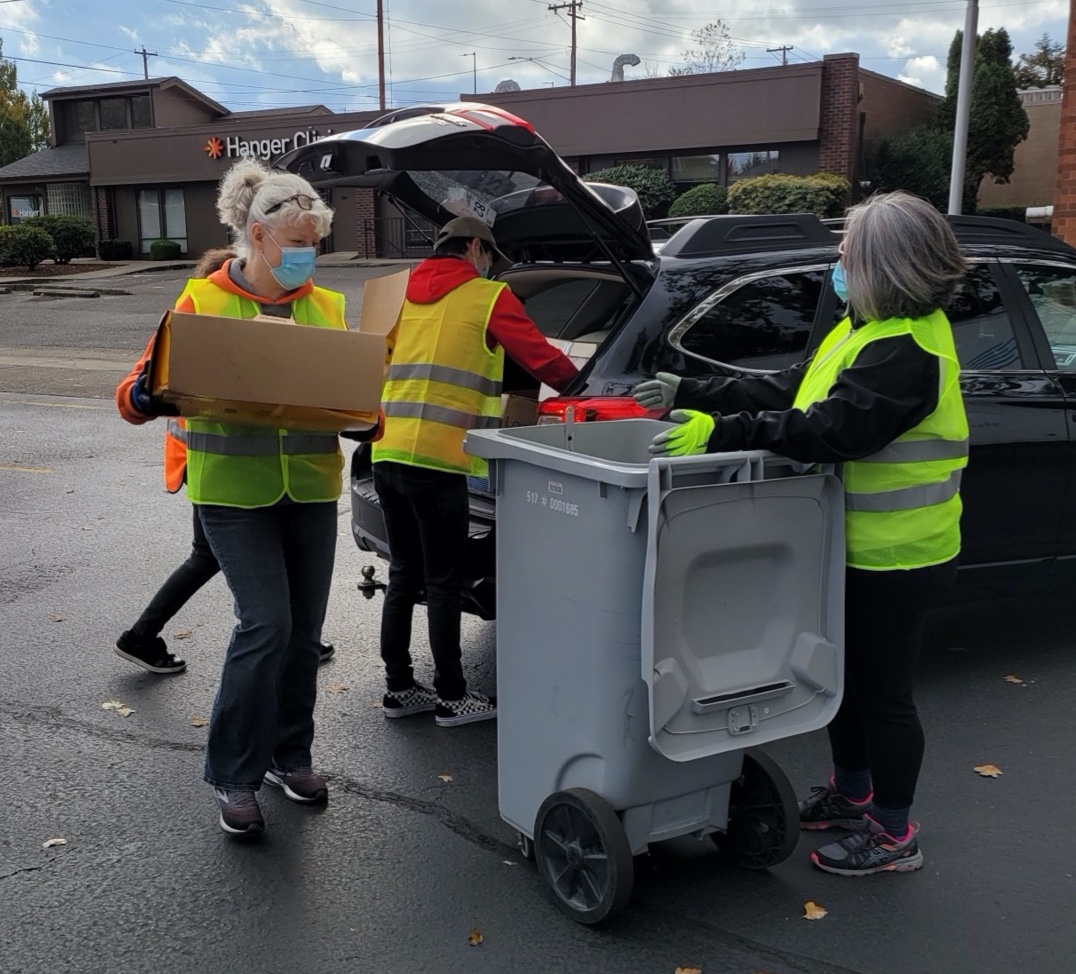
[[674, 329, 940, 465]]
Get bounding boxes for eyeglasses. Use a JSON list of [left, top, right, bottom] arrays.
[[264, 193, 318, 215]]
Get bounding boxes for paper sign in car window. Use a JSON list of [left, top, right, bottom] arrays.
[[443, 186, 496, 227]]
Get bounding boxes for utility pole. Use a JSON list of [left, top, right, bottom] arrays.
[[376, 0, 386, 110], [134, 45, 157, 80], [461, 52, 476, 94], [767, 45, 793, 66], [549, 1, 584, 86], [948, 0, 979, 214]]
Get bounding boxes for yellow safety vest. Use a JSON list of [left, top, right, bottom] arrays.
[[181, 279, 347, 509], [792, 310, 969, 570], [373, 278, 506, 475]]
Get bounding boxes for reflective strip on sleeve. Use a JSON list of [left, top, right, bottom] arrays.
[[382, 400, 501, 430], [165, 419, 187, 444], [858, 438, 969, 464], [386, 363, 502, 397], [845, 470, 962, 513]]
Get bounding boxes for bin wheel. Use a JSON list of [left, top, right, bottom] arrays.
[[534, 787, 634, 925], [517, 832, 535, 861], [712, 748, 799, 870]]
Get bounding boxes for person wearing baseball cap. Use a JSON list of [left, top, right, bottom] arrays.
[[373, 214, 578, 727]]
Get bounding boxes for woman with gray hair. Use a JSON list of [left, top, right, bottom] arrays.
[[150, 158, 360, 835], [635, 190, 970, 876]]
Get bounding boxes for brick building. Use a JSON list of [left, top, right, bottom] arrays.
[[0, 55, 937, 259], [1055, 0, 1076, 245]]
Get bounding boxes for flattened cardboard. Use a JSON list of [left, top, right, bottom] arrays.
[[356, 268, 410, 336], [501, 393, 538, 428]]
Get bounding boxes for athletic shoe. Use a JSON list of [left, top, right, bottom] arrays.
[[114, 630, 186, 675], [319, 643, 335, 664], [799, 777, 873, 830], [811, 815, 924, 876], [435, 690, 497, 727], [263, 767, 328, 804], [382, 682, 438, 718], [213, 788, 264, 835]]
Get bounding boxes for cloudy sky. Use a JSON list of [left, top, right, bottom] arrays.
[[0, 0, 1068, 113]]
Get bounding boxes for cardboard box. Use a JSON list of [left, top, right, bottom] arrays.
[[538, 339, 599, 401], [148, 269, 409, 431], [500, 393, 538, 429]]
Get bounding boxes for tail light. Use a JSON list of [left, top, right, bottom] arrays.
[[536, 396, 666, 424]]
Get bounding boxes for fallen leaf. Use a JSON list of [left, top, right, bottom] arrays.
[[173, 628, 193, 639], [52, 614, 64, 622], [101, 700, 123, 710], [467, 928, 484, 946], [42, 837, 66, 850], [438, 773, 453, 783], [803, 900, 828, 920], [974, 764, 1003, 778], [675, 967, 702, 974], [189, 717, 209, 728], [116, 706, 135, 718], [327, 683, 349, 694], [1003, 674, 1024, 684]]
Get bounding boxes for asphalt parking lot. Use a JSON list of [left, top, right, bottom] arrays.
[[1, 264, 1074, 974]]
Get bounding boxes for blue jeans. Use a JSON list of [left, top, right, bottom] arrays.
[[197, 499, 337, 791]]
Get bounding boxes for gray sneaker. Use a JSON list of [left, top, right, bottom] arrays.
[[213, 788, 264, 835], [799, 778, 872, 830], [263, 767, 328, 804]]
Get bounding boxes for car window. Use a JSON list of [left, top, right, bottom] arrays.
[[947, 263, 1023, 371], [1010, 263, 1076, 370], [517, 278, 630, 342], [676, 270, 825, 370]]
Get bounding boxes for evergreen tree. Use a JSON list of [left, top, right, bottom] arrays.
[[1014, 33, 1064, 88], [0, 38, 51, 166]]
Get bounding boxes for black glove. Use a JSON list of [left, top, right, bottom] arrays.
[[130, 364, 179, 417]]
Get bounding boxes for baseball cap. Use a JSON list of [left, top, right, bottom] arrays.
[[433, 215, 510, 266]]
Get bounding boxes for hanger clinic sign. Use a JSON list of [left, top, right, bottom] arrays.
[[204, 129, 326, 162]]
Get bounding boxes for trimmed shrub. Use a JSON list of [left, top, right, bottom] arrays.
[[975, 205, 1027, 223], [583, 164, 677, 218], [24, 214, 95, 264], [150, 238, 182, 261], [669, 183, 729, 218], [98, 238, 133, 261], [0, 224, 56, 271], [727, 172, 851, 219]]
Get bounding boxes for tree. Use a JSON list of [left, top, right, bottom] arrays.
[[869, 126, 975, 212], [1014, 33, 1064, 88], [671, 21, 744, 75], [0, 39, 51, 166], [937, 27, 1029, 187]]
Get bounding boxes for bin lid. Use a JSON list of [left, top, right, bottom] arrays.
[[640, 458, 846, 762]]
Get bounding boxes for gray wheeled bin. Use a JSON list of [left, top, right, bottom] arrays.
[[465, 418, 845, 924]]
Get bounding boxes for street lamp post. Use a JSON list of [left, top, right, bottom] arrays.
[[948, 0, 979, 215], [461, 52, 476, 94]]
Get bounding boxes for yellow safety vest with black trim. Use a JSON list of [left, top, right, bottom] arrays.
[[180, 279, 346, 509], [792, 309, 969, 571], [373, 278, 506, 475]]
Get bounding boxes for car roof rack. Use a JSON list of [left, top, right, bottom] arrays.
[[825, 214, 1067, 250], [659, 213, 839, 259]]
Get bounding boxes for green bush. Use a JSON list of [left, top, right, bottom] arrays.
[[24, 214, 95, 264], [98, 238, 133, 261], [150, 238, 182, 261], [583, 164, 677, 218], [975, 205, 1027, 223], [669, 183, 729, 218], [0, 224, 56, 271], [727, 172, 851, 218]]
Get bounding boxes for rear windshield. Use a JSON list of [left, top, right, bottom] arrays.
[[408, 170, 562, 227]]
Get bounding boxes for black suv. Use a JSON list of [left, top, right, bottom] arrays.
[[281, 103, 1076, 617]]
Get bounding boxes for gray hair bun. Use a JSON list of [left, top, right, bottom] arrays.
[[216, 158, 270, 235]]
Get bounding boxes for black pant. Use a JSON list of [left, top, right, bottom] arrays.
[[373, 461, 469, 700], [826, 558, 958, 811], [132, 506, 219, 638]]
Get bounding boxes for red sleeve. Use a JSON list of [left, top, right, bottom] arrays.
[[486, 287, 579, 394], [115, 334, 157, 425]]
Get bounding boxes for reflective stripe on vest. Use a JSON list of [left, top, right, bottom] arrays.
[[166, 418, 187, 444], [374, 277, 505, 475], [793, 310, 969, 570], [181, 276, 346, 508]]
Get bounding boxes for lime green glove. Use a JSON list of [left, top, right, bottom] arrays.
[[648, 409, 716, 456]]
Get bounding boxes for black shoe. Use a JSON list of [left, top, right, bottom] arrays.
[[263, 767, 328, 804], [114, 630, 186, 675], [811, 815, 924, 875], [318, 642, 335, 664], [382, 682, 437, 718], [213, 788, 264, 835], [799, 778, 872, 830], [435, 690, 497, 727]]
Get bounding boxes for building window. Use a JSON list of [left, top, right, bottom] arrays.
[[46, 182, 93, 219], [8, 194, 43, 224], [671, 154, 721, 184], [138, 187, 187, 254], [99, 98, 128, 131], [74, 100, 98, 136], [727, 150, 781, 182], [614, 156, 668, 172], [131, 94, 152, 129]]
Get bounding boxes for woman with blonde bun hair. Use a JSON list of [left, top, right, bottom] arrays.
[[123, 157, 368, 836]]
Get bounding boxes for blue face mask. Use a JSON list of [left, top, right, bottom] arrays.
[[832, 260, 849, 302], [264, 232, 316, 290]]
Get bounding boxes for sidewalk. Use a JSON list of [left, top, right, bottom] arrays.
[[0, 252, 411, 286]]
